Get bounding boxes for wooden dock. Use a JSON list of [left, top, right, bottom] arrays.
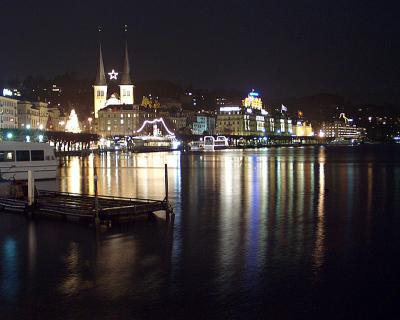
[[0, 164, 174, 227], [0, 190, 173, 225]]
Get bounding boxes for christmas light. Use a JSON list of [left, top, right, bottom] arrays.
[[108, 69, 118, 80]]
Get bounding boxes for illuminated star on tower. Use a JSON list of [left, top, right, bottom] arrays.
[[108, 69, 118, 80]]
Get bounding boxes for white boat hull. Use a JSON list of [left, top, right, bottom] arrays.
[[0, 142, 58, 180], [0, 163, 58, 180]]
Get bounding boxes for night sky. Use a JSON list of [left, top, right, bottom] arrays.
[[1, 0, 399, 104]]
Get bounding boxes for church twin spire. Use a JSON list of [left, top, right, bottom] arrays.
[[95, 43, 107, 86], [95, 25, 133, 86], [93, 26, 135, 116]]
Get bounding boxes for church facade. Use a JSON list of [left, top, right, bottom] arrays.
[[93, 42, 135, 119]]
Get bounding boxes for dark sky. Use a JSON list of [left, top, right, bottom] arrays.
[[1, 0, 399, 104]]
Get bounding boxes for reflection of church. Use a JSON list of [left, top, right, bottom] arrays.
[[93, 41, 135, 118]]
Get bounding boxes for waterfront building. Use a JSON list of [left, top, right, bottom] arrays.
[[322, 121, 366, 139], [97, 104, 140, 136], [191, 115, 216, 135], [216, 91, 269, 136], [0, 96, 18, 129], [216, 105, 266, 136], [32, 102, 49, 130], [170, 116, 187, 131], [242, 90, 263, 110], [292, 121, 313, 136], [17, 101, 40, 129], [93, 41, 134, 118], [47, 107, 66, 131]]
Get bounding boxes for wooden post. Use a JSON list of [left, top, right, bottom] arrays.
[[164, 163, 168, 204], [94, 166, 100, 225], [28, 170, 35, 206]]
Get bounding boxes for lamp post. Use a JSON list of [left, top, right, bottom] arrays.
[[88, 117, 93, 133]]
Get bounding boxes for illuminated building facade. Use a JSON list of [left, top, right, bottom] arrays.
[[97, 105, 140, 136], [242, 90, 263, 110], [17, 101, 40, 129], [191, 115, 216, 135], [292, 121, 313, 136], [93, 41, 134, 118], [0, 96, 18, 129], [322, 121, 366, 139]]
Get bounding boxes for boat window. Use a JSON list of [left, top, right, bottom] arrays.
[[0, 151, 15, 162], [31, 150, 44, 161], [16, 150, 30, 162]]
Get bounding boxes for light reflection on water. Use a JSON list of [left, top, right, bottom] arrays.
[[2, 146, 400, 319]]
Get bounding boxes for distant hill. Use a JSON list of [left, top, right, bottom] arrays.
[[135, 80, 183, 101], [269, 93, 352, 121]]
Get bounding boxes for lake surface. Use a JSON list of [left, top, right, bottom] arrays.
[[1, 145, 400, 319]]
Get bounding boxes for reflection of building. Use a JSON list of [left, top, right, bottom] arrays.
[[0, 96, 18, 129], [322, 121, 366, 139]]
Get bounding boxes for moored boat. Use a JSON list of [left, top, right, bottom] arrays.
[[0, 142, 58, 180]]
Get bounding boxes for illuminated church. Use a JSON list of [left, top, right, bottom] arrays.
[[93, 41, 134, 118]]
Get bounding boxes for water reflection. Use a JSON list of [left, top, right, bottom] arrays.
[[2, 146, 400, 319]]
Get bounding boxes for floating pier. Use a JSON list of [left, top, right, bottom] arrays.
[[0, 165, 174, 227]]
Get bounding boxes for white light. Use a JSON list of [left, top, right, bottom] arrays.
[[136, 118, 175, 136], [319, 130, 325, 138], [38, 135, 44, 142], [220, 106, 240, 112], [65, 109, 81, 133], [6, 132, 12, 139], [26, 135, 31, 142], [39, 124, 44, 130], [246, 108, 252, 113], [108, 69, 118, 80], [26, 124, 31, 129], [3, 88, 12, 96]]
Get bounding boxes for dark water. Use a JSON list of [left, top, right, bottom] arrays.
[[1, 145, 400, 319]]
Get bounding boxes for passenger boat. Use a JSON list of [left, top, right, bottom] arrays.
[[188, 140, 204, 151], [0, 142, 58, 180], [203, 136, 229, 151], [189, 136, 229, 151]]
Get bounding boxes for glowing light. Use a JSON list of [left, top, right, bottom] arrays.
[[220, 106, 240, 112], [246, 108, 253, 113], [38, 135, 44, 143], [136, 118, 175, 136], [108, 69, 118, 80], [319, 130, 325, 138], [39, 124, 44, 130], [339, 113, 349, 124], [26, 135, 31, 142], [26, 124, 31, 129], [65, 109, 81, 133], [2, 88, 12, 96], [243, 90, 263, 110], [6, 132, 13, 139], [249, 90, 259, 97]]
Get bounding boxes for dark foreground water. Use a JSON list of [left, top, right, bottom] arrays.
[[1, 145, 400, 319]]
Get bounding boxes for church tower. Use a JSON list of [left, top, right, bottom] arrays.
[[93, 43, 107, 118], [119, 31, 134, 104]]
